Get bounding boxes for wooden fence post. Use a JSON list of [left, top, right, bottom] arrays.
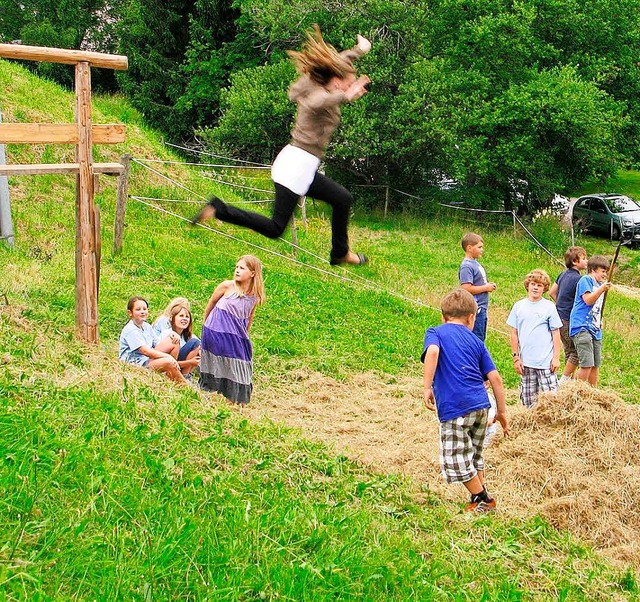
[[0, 43, 128, 344], [299, 195, 307, 229], [74, 61, 99, 344], [94, 204, 101, 299], [113, 153, 130, 255]]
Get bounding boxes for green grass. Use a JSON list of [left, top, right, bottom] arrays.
[[574, 170, 640, 199], [1, 58, 640, 599]]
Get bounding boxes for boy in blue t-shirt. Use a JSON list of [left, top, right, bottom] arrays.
[[507, 269, 563, 408], [422, 289, 509, 513], [549, 246, 588, 383], [569, 255, 612, 387], [459, 232, 497, 341]]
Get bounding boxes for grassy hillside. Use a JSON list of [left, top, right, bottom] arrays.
[[1, 58, 640, 599]]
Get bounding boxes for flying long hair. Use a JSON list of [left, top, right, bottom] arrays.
[[287, 25, 355, 86]]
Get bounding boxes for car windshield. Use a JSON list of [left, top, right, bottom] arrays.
[[605, 196, 640, 213]]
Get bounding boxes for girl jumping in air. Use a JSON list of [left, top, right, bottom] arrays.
[[199, 255, 266, 403], [193, 26, 371, 266]]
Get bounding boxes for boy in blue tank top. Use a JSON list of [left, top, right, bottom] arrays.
[[422, 289, 509, 513]]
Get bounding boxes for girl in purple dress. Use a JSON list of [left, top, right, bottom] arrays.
[[199, 255, 266, 403]]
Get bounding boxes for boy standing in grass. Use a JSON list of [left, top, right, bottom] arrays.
[[549, 246, 588, 383], [507, 269, 563, 408], [569, 255, 612, 387], [459, 233, 497, 341], [422, 289, 508, 513]]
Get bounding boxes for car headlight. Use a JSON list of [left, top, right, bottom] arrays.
[[623, 220, 633, 226]]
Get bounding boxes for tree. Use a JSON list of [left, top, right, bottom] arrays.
[[116, 1, 198, 141], [0, 0, 125, 90], [199, 61, 294, 163], [204, 0, 635, 211]]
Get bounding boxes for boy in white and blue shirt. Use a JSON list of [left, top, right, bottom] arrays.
[[569, 255, 611, 387], [507, 269, 562, 408]]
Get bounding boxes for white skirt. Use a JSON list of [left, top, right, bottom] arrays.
[[271, 144, 321, 196]]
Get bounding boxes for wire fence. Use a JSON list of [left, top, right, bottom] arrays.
[[130, 147, 568, 271]]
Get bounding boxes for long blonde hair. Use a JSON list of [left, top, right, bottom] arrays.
[[287, 25, 355, 85], [162, 296, 190, 318], [236, 254, 266, 305]]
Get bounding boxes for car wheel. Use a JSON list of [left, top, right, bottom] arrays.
[[612, 223, 621, 240]]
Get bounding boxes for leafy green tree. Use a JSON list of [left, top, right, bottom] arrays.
[[174, 0, 262, 134], [205, 0, 634, 211], [0, 0, 125, 90], [199, 61, 294, 163], [116, 1, 198, 140]]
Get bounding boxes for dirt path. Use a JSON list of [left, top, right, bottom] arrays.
[[248, 370, 442, 485]]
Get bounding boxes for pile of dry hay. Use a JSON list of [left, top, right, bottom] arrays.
[[249, 368, 640, 564], [489, 379, 640, 564]]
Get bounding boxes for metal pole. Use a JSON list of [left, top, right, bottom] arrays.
[[0, 109, 16, 248]]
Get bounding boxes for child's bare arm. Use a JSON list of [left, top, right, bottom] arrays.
[[247, 305, 257, 331], [549, 282, 559, 302], [422, 345, 439, 411], [138, 344, 180, 367], [460, 282, 497, 295], [510, 327, 523, 375], [551, 328, 561, 372], [203, 281, 232, 321], [486, 369, 509, 436], [581, 281, 612, 306], [344, 75, 371, 102]]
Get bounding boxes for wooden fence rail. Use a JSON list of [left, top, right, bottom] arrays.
[[0, 43, 128, 344]]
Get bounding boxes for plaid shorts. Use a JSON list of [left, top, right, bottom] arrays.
[[439, 408, 488, 483], [520, 366, 558, 408]]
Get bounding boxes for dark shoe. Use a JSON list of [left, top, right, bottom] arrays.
[[330, 252, 368, 266], [191, 196, 224, 225], [464, 499, 496, 513]]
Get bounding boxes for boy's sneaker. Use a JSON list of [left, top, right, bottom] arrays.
[[464, 499, 497, 514]]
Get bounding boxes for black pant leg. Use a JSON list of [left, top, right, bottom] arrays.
[[306, 172, 353, 260], [216, 183, 299, 239]]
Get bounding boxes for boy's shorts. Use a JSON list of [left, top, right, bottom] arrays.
[[439, 408, 488, 483], [572, 329, 602, 368], [559, 319, 579, 366], [520, 366, 558, 408]]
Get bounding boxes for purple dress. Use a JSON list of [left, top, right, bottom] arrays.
[[199, 292, 257, 403]]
